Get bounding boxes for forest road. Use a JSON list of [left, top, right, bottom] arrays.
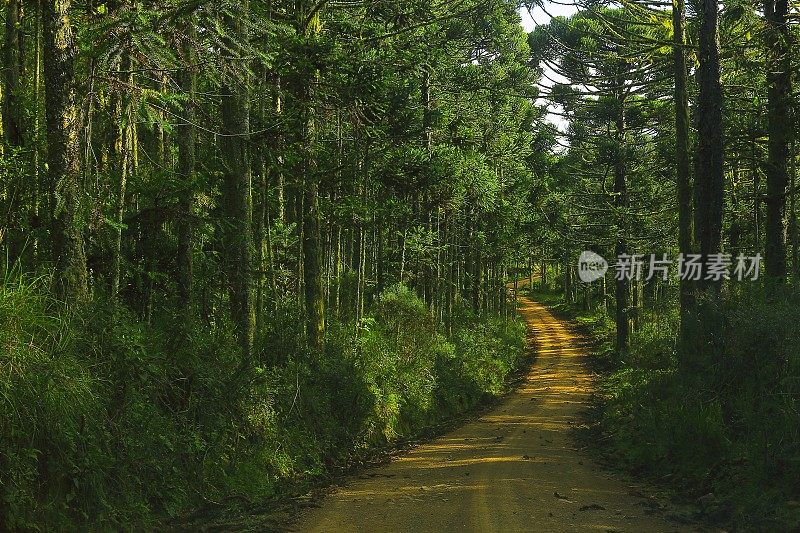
[[292, 295, 699, 532]]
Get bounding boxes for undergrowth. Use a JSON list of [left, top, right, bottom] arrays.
[[538, 283, 800, 530], [0, 278, 525, 529]]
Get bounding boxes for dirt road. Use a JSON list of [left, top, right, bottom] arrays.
[[294, 296, 696, 532]]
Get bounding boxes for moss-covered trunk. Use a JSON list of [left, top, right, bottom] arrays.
[[221, 8, 254, 363], [42, 0, 88, 301]]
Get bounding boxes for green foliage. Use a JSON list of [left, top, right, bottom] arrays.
[[0, 279, 525, 528], [450, 313, 527, 398], [593, 290, 800, 529], [0, 274, 251, 527]]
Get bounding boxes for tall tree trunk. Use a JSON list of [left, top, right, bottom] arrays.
[[376, 221, 385, 295], [729, 162, 743, 258], [614, 90, 629, 353], [176, 31, 197, 311], [32, 0, 43, 261], [528, 255, 534, 291], [299, 4, 325, 349], [695, 0, 725, 297], [267, 64, 281, 306], [334, 224, 342, 316], [256, 155, 266, 328], [791, 138, 798, 283], [303, 176, 325, 348], [110, 54, 133, 299], [689, 0, 725, 360], [673, 0, 695, 335], [2, 0, 25, 264], [43, 0, 88, 301], [273, 72, 285, 225], [399, 227, 407, 284], [541, 257, 547, 290], [763, 0, 792, 292], [221, 9, 254, 363], [3, 0, 23, 147], [421, 63, 433, 152], [474, 253, 483, 313], [752, 134, 762, 250], [254, 67, 268, 328]]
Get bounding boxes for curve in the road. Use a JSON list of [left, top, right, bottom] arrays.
[[294, 296, 696, 533]]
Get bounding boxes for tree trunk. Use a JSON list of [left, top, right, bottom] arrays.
[[791, 138, 798, 282], [32, 0, 43, 261], [694, 0, 725, 296], [43, 0, 88, 301], [763, 0, 792, 292], [541, 258, 547, 290], [673, 0, 695, 335], [334, 224, 342, 316], [303, 177, 325, 348], [528, 255, 534, 292], [399, 226, 407, 284], [421, 63, 433, 151], [752, 134, 762, 250], [255, 162, 266, 329], [3, 0, 23, 147], [110, 54, 132, 299], [299, 4, 325, 349], [687, 0, 726, 361], [176, 31, 196, 311], [221, 9, 254, 363], [614, 88, 629, 353]]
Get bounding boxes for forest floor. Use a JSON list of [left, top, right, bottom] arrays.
[[291, 295, 709, 532]]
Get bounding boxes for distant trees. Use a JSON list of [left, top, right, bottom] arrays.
[[8, 0, 798, 360], [529, 8, 674, 352], [530, 0, 799, 355]]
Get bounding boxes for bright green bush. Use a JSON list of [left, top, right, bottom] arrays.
[[453, 316, 526, 396]]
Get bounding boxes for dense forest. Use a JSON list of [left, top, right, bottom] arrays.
[[0, 0, 798, 529]]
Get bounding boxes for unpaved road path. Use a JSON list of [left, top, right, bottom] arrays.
[[294, 296, 697, 532]]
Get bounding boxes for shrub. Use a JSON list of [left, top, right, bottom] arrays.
[[0, 280, 526, 528], [597, 288, 800, 528]]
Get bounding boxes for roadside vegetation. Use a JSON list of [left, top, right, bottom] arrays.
[[1, 275, 525, 528], [1, 0, 536, 527], [527, 279, 800, 530]]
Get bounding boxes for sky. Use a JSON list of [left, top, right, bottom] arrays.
[[519, 1, 578, 31], [517, 2, 579, 134]]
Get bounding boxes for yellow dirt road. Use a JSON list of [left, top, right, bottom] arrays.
[[294, 296, 696, 532]]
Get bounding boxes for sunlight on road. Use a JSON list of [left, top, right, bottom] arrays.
[[294, 296, 697, 533]]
